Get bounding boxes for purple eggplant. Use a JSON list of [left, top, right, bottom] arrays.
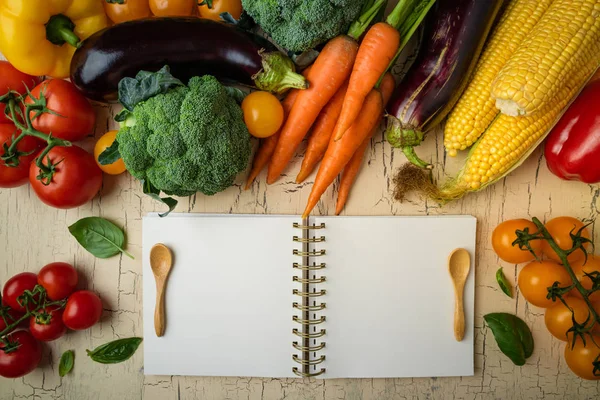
[[70, 17, 307, 102], [386, 0, 503, 168]]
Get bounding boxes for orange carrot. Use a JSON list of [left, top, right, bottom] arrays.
[[332, 22, 400, 141], [244, 66, 313, 189], [303, 73, 395, 218], [266, 36, 359, 184], [295, 81, 349, 184], [335, 136, 370, 215], [335, 72, 396, 214]]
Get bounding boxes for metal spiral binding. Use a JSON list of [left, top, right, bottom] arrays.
[[292, 219, 326, 378]]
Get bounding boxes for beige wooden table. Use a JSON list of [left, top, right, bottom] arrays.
[[3, 42, 600, 398]]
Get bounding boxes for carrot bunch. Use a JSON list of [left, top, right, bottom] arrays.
[[244, 0, 436, 215]]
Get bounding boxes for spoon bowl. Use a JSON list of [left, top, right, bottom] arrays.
[[448, 248, 471, 341], [150, 243, 174, 337]]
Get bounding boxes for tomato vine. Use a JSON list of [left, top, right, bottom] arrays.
[[513, 216, 600, 377], [0, 88, 71, 185], [0, 285, 66, 352]]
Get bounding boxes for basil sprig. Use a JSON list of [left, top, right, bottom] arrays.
[[69, 217, 134, 259], [87, 337, 143, 364], [484, 313, 534, 366]]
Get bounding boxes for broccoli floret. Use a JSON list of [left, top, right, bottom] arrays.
[[242, 0, 367, 52], [117, 76, 251, 197]]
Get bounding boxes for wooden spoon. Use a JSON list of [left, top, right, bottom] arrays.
[[448, 248, 471, 342], [150, 243, 174, 337]]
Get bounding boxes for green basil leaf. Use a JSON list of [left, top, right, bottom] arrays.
[[69, 217, 134, 259], [59, 350, 74, 377], [141, 179, 178, 218], [86, 337, 143, 364], [496, 268, 513, 298], [118, 65, 184, 111], [484, 313, 534, 366], [198, 0, 213, 7], [98, 139, 121, 166]]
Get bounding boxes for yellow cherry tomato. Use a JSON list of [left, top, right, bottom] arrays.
[[492, 219, 543, 264], [198, 0, 242, 21], [518, 260, 572, 308], [542, 216, 591, 263], [544, 296, 592, 341], [104, 0, 151, 24], [564, 336, 600, 380], [241, 91, 284, 138], [571, 255, 600, 303], [149, 0, 195, 16], [94, 130, 126, 175]]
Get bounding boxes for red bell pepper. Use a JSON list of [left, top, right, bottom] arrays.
[[545, 80, 600, 183]]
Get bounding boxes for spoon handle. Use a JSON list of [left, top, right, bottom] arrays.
[[154, 280, 166, 337], [454, 289, 465, 341]]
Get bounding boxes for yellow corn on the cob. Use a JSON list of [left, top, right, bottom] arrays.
[[491, 0, 600, 117], [455, 58, 600, 193], [444, 0, 553, 157]]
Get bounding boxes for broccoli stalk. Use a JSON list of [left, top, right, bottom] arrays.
[[254, 51, 309, 93]]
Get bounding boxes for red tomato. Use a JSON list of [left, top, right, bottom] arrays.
[[29, 146, 103, 209], [37, 262, 78, 301], [0, 124, 43, 188], [0, 61, 40, 124], [2, 272, 38, 313], [29, 307, 67, 342], [0, 330, 42, 378], [0, 306, 24, 334], [62, 291, 103, 330], [26, 79, 95, 142]]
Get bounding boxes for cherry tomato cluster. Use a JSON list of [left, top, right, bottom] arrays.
[[0, 263, 103, 378], [103, 0, 242, 24], [492, 216, 600, 380], [0, 61, 103, 209]]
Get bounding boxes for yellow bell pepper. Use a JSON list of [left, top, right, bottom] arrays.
[[0, 0, 108, 78]]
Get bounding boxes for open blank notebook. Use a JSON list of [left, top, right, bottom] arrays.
[[142, 214, 477, 378]]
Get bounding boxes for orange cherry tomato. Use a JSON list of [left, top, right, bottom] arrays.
[[544, 296, 592, 341], [564, 336, 600, 380], [542, 216, 591, 263], [198, 0, 242, 21], [492, 219, 543, 264], [104, 0, 151, 24], [518, 260, 572, 308], [571, 255, 600, 303], [94, 131, 126, 175], [149, 0, 195, 16], [241, 91, 284, 138]]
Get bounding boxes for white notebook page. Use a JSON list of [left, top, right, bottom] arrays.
[[142, 214, 299, 377], [316, 215, 477, 378]]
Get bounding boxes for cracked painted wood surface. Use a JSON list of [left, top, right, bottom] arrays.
[[2, 72, 600, 400]]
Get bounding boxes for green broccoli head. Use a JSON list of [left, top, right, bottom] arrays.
[[117, 76, 251, 197], [242, 0, 367, 52]]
